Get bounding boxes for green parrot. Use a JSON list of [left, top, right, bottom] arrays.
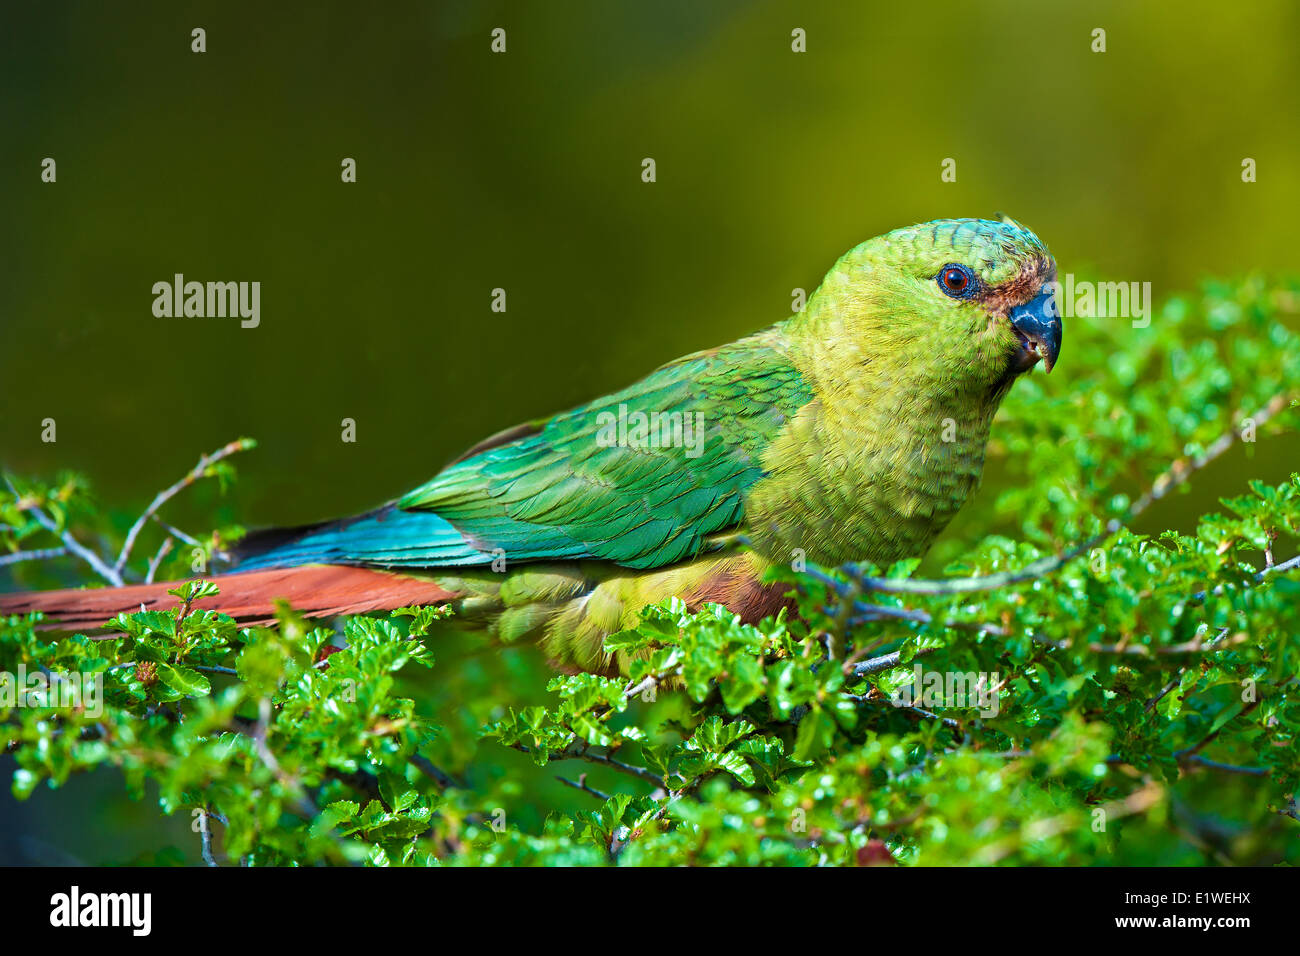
[[2, 217, 1061, 675]]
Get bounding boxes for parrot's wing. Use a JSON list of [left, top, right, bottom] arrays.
[[239, 331, 812, 571]]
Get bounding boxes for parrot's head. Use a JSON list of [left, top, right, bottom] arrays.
[[804, 217, 1061, 397]]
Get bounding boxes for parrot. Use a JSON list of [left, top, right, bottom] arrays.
[[0, 217, 1061, 676]]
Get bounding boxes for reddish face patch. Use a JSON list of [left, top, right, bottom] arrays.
[[973, 256, 1056, 314]]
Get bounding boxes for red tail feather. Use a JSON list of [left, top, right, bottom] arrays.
[[0, 565, 458, 631]]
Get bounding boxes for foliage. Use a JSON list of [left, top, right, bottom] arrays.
[[2, 276, 1299, 865]]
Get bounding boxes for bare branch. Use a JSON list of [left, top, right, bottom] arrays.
[[1190, 553, 1300, 604], [197, 807, 219, 866], [409, 754, 463, 790], [1175, 699, 1262, 760], [5, 477, 123, 587], [509, 743, 664, 787], [0, 546, 68, 568], [556, 774, 612, 801], [250, 697, 319, 820], [1179, 755, 1267, 777], [114, 438, 254, 574], [850, 693, 963, 730], [145, 537, 174, 584], [852, 645, 937, 678]]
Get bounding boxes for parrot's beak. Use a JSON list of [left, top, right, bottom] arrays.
[[1008, 289, 1062, 373]]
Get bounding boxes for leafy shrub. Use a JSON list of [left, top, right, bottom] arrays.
[[2, 277, 1298, 865]]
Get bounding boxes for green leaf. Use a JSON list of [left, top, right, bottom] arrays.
[[157, 664, 211, 697]]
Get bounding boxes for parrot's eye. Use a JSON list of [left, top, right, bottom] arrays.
[[937, 264, 977, 298]]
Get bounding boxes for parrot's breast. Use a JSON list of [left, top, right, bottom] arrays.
[[741, 383, 1002, 568]]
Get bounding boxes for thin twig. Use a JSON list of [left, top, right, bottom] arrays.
[[1189, 553, 1300, 604], [845, 599, 1006, 636], [1179, 755, 1267, 777], [1273, 796, 1299, 823], [0, 546, 68, 567], [409, 754, 462, 790], [1175, 699, 1262, 760], [849, 693, 964, 729], [5, 477, 124, 587], [145, 537, 174, 584], [846, 605, 1247, 677], [114, 438, 253, 574], [556, 774, 612, 801], [198, 807, 219, 866], [150, 516, 232, 562], [844, 534, 1108, 596], [250, 697, 319, 820], [1146, 627, 1230, 713], [509, 743, 664, 787], [852, 645, 938, 678]]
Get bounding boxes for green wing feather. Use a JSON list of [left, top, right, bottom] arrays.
[[398, 329, 813, 568]]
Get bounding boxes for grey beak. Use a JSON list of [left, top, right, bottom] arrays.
[[1009, 290, 1062, 373]]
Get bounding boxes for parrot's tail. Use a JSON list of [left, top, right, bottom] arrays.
[[0, 565, 458, 631]]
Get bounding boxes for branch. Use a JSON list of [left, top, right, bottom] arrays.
[[845, 605, 1248, 677], [852, 645, 937, 678], [5, 477, 123, 587], [409, 754, 463, 790], [841, 534, 1108, 597], [1175, 699, 1262, 760], [1179, 754, 1267, 777], [250, 697, 319, 820], [145, 537, 174, 584], [845, 599, 1007, 636], [556, 774, 612, 801], [509, 743, 664, 787], [1190, 553, 1300, 604], [850, 693, 963, 730], [197, 807, 219, 866], [0, 546, 68, 567], [113, 438, 254, 575]]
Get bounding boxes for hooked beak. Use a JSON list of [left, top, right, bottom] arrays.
[[1008, 289, 1062, 373]]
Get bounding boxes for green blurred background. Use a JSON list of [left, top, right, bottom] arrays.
[[2, 0, 1298, 863]]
